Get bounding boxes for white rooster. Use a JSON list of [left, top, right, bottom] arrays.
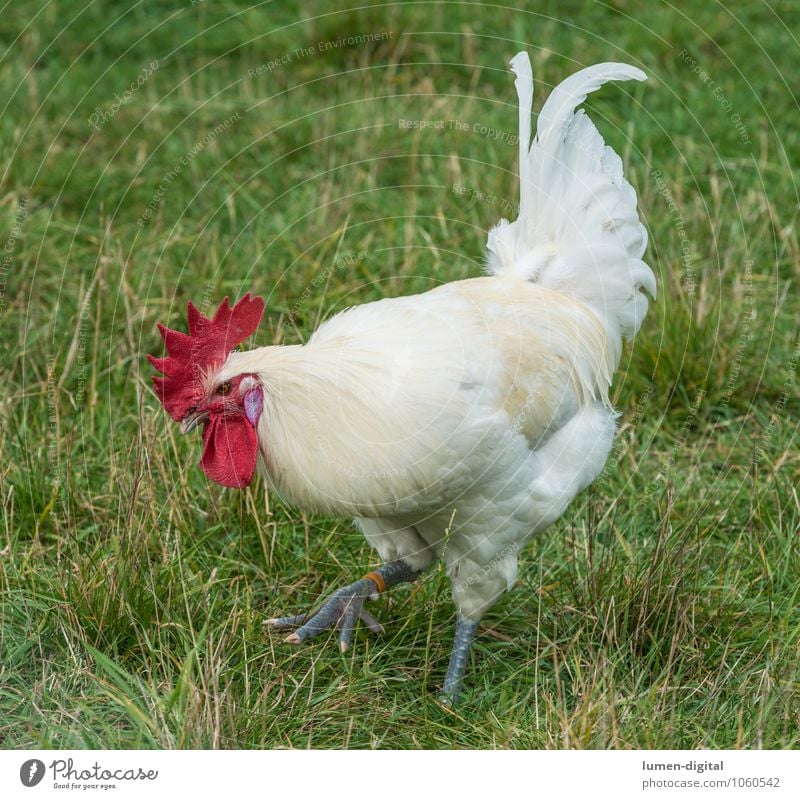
[[149, 52, 654, 703]]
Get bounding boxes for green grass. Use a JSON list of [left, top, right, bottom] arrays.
[[1, 0, 798, 748]]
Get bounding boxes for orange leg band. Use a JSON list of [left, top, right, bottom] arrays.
[[362, 571, 387, 594]]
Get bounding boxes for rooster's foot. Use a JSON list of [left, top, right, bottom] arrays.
[[438, 613, 479, 706], [266, 577, 384, 652], [266, 560, 420, 652]]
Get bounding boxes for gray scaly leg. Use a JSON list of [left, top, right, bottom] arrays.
[[440, 613, 479, 705], [266, 560, 420, 652]]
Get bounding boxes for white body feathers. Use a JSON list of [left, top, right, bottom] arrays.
[[218, 53, 654, 621]]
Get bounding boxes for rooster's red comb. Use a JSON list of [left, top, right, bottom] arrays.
[[148, 293, 265, 421]]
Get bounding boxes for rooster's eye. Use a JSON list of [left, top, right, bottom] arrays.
[[218, 381, 232, 396]]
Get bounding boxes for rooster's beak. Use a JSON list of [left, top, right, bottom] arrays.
[[180, 410, 209, 434]]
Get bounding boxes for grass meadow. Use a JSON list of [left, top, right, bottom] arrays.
[[1, 1, 798, 748]]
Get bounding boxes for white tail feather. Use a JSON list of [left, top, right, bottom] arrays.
[[487, 52, 655, 370]]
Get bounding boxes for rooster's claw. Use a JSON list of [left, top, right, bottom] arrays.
[[266, 577, 383, 652]]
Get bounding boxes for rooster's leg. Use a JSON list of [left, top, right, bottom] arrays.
[[440, 613, 479, 705], [266, 560, 420, 652]]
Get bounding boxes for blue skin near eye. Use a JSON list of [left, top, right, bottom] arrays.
[[243, 387, 263, 426]]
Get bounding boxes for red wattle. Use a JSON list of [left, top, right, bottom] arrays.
[[200, 414, 258, 488]]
